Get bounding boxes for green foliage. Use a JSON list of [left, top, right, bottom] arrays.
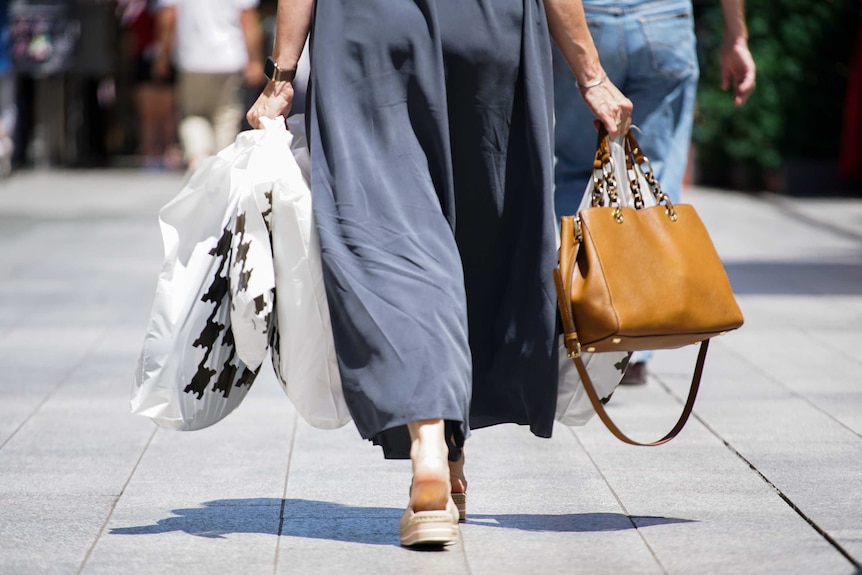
[[692, 0, 859, 185]]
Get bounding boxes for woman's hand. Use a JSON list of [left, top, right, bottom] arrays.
[[579, 78, 634, 137], [246, 80, 295, 129]]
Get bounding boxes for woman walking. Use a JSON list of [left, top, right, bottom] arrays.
[[247, 0, 631, 547]]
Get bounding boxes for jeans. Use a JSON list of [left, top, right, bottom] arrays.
[[553, 0, 699, 212], [553, 0, 699, 363]]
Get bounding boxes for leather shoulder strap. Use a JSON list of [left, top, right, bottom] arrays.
[[572, 340, 710, 446], [554, 216, 582, 358]]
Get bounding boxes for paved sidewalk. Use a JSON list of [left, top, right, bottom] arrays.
[[0, 169, 860, 575]]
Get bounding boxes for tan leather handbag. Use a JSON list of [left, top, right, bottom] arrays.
[[553, 129, 744, 446]]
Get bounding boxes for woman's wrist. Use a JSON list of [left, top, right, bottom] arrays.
[[572, 56, 606, 90], [266, 79, 295, 100], [575, 73, 608, 91]]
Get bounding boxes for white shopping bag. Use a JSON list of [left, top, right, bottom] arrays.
[[227, 120, 284, 369], [555, 342, 631, 426], [132, 118, 291, 430], [555, 133, 649, 426], [270, 115, 351, 430], [133, 115, 351, 431]]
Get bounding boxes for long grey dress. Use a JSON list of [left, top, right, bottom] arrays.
[[308, 0, 559, 459]]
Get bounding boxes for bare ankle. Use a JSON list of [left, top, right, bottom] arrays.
[[407, 419, 450, 511]]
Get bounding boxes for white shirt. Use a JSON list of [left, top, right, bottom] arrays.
[[159, 0, 258, 73]]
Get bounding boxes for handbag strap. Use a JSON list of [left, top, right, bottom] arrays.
[[572, 340, 709, 447], [556, 216, 583, 357], [552, 215, 708, 447]]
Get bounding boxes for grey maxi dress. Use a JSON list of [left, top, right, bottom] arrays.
[[308, 0, 560, 459]]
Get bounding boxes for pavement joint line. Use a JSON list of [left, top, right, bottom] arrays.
[[457, 526, 474, 574], [76, 425, 159, 575], [567, 426, 670, 575], [652, 376, 862, 570], [273, 414, 299, 575], [0, 325, 110, 453], [807, 330, 862, 369], [717, 339, 862, 442]]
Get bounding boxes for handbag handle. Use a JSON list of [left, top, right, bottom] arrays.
[[591, 127, 679, 220], [553, 215, 707, 446], [623, 131, 677, 219]]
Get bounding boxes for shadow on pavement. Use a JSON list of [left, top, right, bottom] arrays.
[[108, 499, 694, 545], [726, 261, 862, 295], [466, 512, 694, 532], [110, 498, 397, 544]]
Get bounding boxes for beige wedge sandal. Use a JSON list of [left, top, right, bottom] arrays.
[[451, 492, 466, 522], [399, 496, 460, 547]]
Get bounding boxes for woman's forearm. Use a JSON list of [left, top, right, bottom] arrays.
[[543, 0, 605, 85], [271, 0, 314, 72], [542, 0, 632, 136], [246, 0, 313, 125]]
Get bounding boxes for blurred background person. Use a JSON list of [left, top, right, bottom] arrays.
[[119, 0, 182, 170], [0, 0, 16, 176], [152, 0, 263, 170]]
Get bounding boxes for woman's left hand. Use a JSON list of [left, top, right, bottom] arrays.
[[246, 81, 295, 129]]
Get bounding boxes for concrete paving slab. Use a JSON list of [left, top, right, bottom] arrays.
[[0, 326, 107, 448], [0, 170, 181, 219], [718, 330, 862, 435], [86, 371, 296, 574], [276, 533, 470, 575], [761, 194, 862, 242], [86, 510, 280, 575], [0, 493, 122, 575], [0, 226, 163, 329], [457, 424, 665, 575], [808, 329, 862, 367], [653, 343, 862, 564], [0, 334, 156, 574], [281, 422, 410, 513], [573, 382, 858, 574], [691, 190, 862, 261]]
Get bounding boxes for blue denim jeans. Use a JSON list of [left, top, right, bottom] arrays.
[[553, 0, 699, 213], [553, 0, 699, 363]]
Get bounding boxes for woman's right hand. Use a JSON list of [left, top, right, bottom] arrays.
[[579, 78, 634, 138], [246, 81, 295, 129]]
